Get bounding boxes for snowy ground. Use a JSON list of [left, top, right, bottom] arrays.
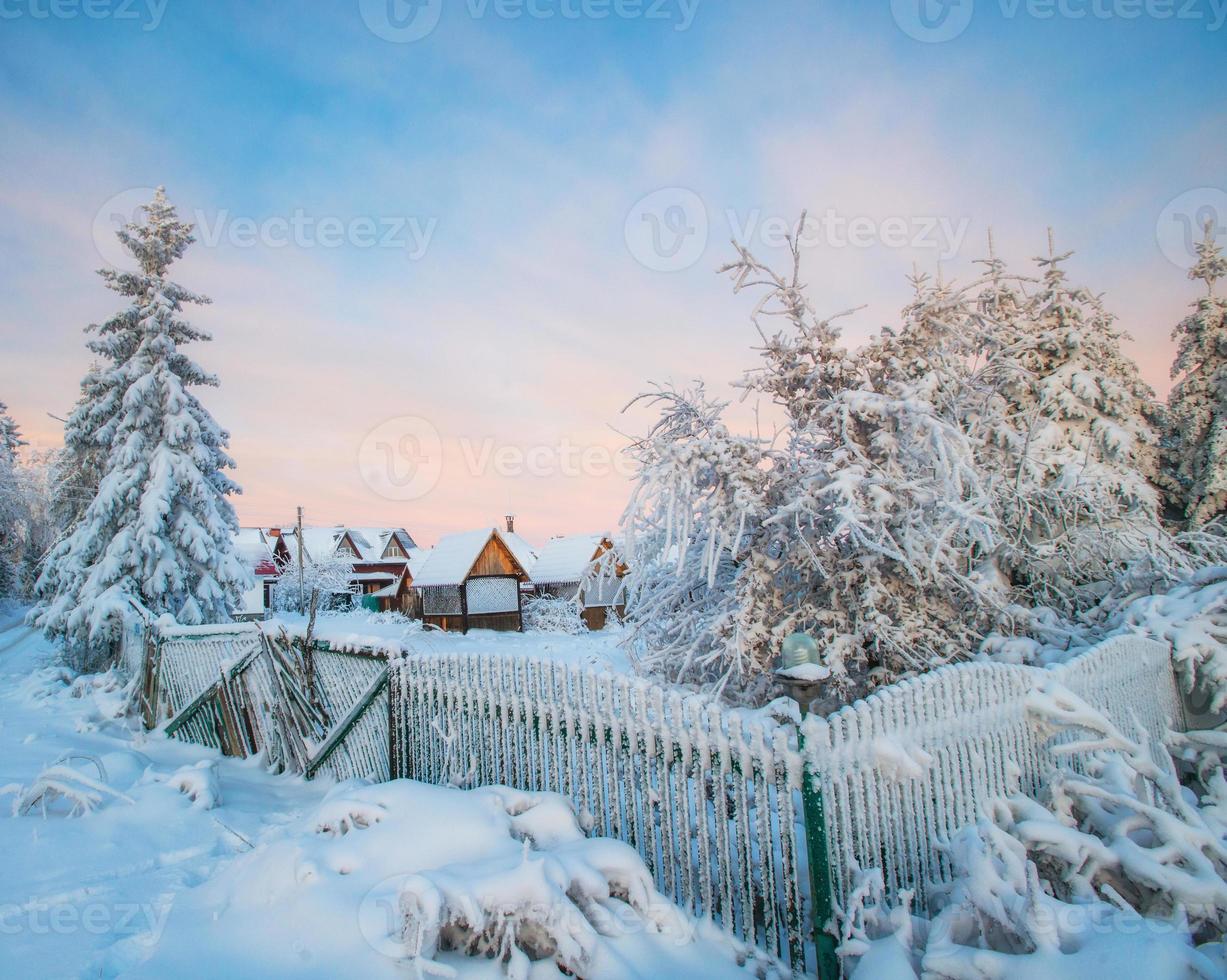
[[270, 611, 635, 673], [0, 619, 760, 979]]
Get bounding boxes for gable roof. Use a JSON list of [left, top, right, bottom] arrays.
[[347, 527, 388, 562], [530, 534, 604, 585], [412, 527, 532, 588]]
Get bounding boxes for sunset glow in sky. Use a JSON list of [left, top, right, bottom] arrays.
[[1, 1, 1223, 547]]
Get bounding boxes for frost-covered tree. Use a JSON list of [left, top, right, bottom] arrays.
[[33, 187, 250, 659], [620, 384, 772, 694], [1164, 221, 1227, 527], [622, 218, 999, 700], [271, 552, 359, 616]]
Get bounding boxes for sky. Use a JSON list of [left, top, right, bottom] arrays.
[[0, 0, 1223, 548]]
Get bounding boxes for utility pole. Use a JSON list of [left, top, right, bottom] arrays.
[[296, 506, 305, 612]]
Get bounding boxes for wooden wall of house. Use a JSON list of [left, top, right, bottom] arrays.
[[471, 536, 528, 579]]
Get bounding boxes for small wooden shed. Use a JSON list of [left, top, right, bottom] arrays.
[[531, 534, 626, 630], [413, 527, 534, 633]]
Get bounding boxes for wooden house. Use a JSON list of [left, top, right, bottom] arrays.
[[277, 525, 423, 612], [530, 533, 626, 630], [413, 526, 535, 633], [234, 528, 283, 619]]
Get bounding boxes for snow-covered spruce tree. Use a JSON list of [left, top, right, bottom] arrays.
[[0, 402, 25, 598], [1164, 221, 1227, 527], [988, 235, 1171, 612], [622, 217, 999, 701], [32, 187, 250, 661]]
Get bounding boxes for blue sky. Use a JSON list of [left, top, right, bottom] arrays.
[[1, 0, 1223, 543]]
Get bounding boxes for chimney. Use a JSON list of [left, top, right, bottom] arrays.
[[505, 514, 515, 534]]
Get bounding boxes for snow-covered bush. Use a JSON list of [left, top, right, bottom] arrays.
[[522, 594, 586, 635], [145, 778, 768, 978], [835, 681, 1227, 977]]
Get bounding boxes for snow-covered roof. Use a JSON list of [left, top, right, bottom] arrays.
[[412, 528, 533, 588], [344, 527, 419, 562], [347, 527, 389, 562], [530, 534, 604, 585], [503, 531, 538, 574], [281, 526, 346, 562], [235, 528, 278, 576], [407, 546, 430, 579]]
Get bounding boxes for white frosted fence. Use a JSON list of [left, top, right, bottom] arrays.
[[389, 653, 813, 970], [134, 624, 390, 784], [133, 625, 1185, 979], [155, 623, 262, 717], [803, 635, 1183, 911]]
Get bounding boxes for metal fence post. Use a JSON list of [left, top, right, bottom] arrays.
[[798, 727, 840, 979]]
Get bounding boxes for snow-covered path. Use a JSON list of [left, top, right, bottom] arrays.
[[0, 620, 329, 978], [0, 622, 764, 979]]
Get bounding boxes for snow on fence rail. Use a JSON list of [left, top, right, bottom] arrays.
[[128, 626, 1185, 978]]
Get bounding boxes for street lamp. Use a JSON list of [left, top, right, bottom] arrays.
[[775, 632, 830, 716]]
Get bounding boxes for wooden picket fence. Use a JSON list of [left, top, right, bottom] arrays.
[[136, 623, 390, 783], [127, 623, 1185, 978]]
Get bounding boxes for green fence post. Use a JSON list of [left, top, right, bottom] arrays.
[[798, 726, 840, 979]]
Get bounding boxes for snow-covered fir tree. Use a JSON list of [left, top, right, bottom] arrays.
[[0, 401, 23, 461], [988, 234, 1170, 611], [33, 187, 250, 659], [1164, 221, 1227, 526], [0, 402, 25, 597]]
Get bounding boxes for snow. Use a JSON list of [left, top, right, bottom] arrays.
[[530, 534, 603, 587], [0, 618, 761, 978]]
